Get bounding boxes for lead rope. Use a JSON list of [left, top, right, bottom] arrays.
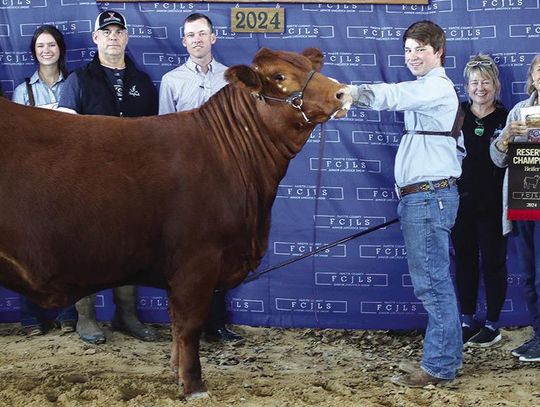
[[242, 216, 399, 284], [311, 122, 326, 325], [242, 121, 399, 286], [242, 87, 401, 286]]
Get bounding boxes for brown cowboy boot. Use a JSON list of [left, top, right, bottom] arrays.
[[391, 368, 452, 388]]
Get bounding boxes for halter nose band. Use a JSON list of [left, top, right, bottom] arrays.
[[286, 92, 303, 107], [258, 70, 316, 123], [291, 69, 315, 108]]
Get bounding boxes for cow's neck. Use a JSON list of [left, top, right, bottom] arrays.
[[197, 85, 315, 268], [201, 86, 314, 190]]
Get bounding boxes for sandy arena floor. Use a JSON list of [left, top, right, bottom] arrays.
[[0, 323, 538, 406]]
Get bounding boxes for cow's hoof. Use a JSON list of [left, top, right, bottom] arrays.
[[185, 391, 210, 401]]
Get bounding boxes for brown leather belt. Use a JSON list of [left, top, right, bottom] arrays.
[[398, 178, 457, 198]]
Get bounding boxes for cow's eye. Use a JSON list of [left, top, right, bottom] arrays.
[[273, 74, 285, 81]]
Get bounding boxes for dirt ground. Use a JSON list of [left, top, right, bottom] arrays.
[[0, 323, 538, 407]]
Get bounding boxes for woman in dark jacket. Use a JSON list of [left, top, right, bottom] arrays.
[[452, 54, 508, 347]]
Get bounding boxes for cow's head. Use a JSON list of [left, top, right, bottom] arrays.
[[225, 48, 351, 125]]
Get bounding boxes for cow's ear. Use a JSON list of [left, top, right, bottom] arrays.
[[225, 65, 263, 92], [302, 48, 324, 72]]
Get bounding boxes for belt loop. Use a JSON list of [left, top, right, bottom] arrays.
[[427, 180, 434, 192], [394, 183, 402, 200]]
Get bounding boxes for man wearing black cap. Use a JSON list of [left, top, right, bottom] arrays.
[[58, 10, 158, 344], [59, 10, 157, 117]]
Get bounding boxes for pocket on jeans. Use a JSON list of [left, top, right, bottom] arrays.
[[438, 191, 459, 229], [398, 195, 430, 224]]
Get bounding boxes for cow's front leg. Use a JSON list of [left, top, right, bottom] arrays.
[[179, 325, 206, 399], [168, 289, 213, 400], [168, 306, 179, 382]]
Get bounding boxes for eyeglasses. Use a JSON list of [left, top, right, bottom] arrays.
[[474, 118, 484, 136], [99, 28, 127, 37], [466, 60, 493, 67]]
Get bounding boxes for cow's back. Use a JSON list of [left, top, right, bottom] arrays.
[[0, 96, 267, 301], [0, 100, 186, 300]]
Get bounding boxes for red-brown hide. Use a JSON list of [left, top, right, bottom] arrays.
[[0, 47, 351, 399]]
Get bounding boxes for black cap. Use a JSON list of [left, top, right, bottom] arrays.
[[94, 10, 127, 31]]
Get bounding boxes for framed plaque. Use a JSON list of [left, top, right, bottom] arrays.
[[507, 142, 540, 220]]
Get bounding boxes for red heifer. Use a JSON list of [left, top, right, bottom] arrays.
[[0, 47, 351, 399]]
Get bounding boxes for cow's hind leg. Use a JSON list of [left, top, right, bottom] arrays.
[[168, 287, 214, 400]]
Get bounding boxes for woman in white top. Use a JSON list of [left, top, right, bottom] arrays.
[[11, 25, 77, 335], [12, 25, 68, 109]]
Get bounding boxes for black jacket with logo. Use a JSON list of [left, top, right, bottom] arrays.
[[69, 54, 157, 117]]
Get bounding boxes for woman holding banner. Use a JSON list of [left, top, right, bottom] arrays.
[[490, 53, 540, 362]]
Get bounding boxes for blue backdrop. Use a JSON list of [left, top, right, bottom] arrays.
[[0, 0, 537, 329]]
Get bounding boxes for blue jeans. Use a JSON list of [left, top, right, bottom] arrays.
[[20, 295, 77, 327], [398, 185, 461, 379], [513, 220, 540, 336]]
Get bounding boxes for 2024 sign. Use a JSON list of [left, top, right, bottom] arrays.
[[231, 8, 284, 33]]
